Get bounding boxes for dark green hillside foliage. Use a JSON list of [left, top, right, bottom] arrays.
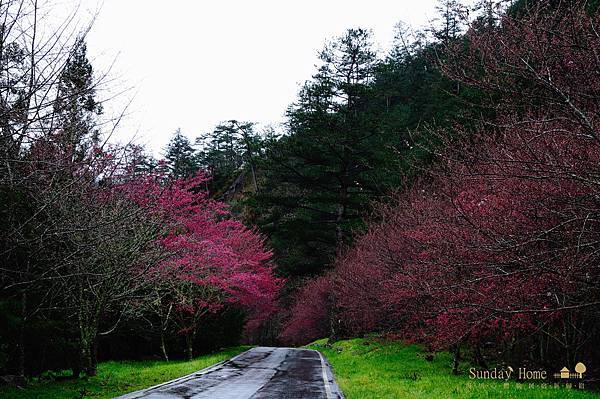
[[251, 26, 483, 278], [196, 120, 263, 197]]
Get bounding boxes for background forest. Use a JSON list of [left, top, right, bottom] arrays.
[[1, 0, 599, 389]]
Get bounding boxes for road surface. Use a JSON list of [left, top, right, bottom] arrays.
[[115, 347, 344, 399]]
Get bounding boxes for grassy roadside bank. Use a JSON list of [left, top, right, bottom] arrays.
[[0, 346, 250, 399], [308, 338, 600, 399]]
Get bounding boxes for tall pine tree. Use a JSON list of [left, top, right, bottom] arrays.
[[255, 29, 394, 277], [53, 42, 103, 162], [164, 129, 199, 179]]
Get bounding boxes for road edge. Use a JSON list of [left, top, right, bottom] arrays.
[[315, 350, 345, 399], [113, 348, 253, 399]]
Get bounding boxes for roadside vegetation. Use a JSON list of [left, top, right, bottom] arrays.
[[0, 346, 249, 399], [0, 0, 281, 379], [283, 1, 600, 387], [310, 338, 600, 399], [1, 0, 599, 396]]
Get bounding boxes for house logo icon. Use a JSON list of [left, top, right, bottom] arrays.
[[554, 363, 586, 379]]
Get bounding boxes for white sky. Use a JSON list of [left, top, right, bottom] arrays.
[[76, 0, 443, 157]]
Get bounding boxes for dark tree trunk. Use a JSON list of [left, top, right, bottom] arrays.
[[474, 344, 487, 368], [185, 333, 194, 361], [79, 327, 98, 376], [249, 162, 258, 192], [80, 344, 91, 376], [17, 292, 26, 377], [452, 344, 461, 375], [17, 330, 25, 377], [71, 358, 81, 379], [160, 330, 169, 362], [335, 181, 348, 245], [90, 338, 98, 375]]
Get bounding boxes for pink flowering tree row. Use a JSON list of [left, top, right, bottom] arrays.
[[11, 127, 282, 373], [281, 0, 600, 371], [123, 170, 283, 360]]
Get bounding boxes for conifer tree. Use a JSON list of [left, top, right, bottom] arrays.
[[53, 42, 103, 162], [164, 129, 199, 179]]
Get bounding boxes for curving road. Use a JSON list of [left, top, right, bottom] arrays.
[[115, 347, 344, 399]]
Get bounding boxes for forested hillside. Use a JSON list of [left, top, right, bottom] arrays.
[[0, 1, 281, 378], [1, 0, 599, 391], [281, 0, 600, 379]]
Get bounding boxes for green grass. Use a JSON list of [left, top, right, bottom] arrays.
[[0, 346, 250, 399], [308, 337, 600, 399]]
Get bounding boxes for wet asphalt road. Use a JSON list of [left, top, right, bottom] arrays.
[[115, 347, 344, 399]]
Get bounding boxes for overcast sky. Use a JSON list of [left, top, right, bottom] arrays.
[[78, 0, 443, 157]]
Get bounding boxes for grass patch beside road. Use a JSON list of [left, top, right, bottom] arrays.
[[309, 338, 599, 399], [0, 346, 250, 399]]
